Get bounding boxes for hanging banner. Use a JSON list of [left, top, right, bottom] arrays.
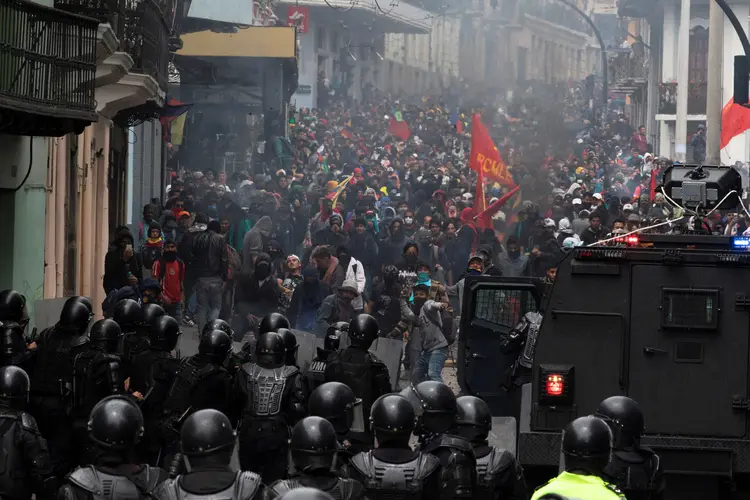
[[287, 6, 309, 33]]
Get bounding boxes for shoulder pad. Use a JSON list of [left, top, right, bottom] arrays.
[[282, 365, 300, 377], [153, 477, 179, 500], [143, 465, 169, 490], [349, 451, 374, 478], [605, 481, 625, 497], [20, 412, 40, 434], [234, 471, 262, 500], [416, 453, 441, 478], [267, 479, 301, 496], [67, 466, 101, 494], [487, 447, 515, 473], [71, 335, 89, 348]]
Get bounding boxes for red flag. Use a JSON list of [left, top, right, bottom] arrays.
[[456, 119, 464, 134], [721, 98, 750, 149], [474, 185, 521, 222], [649, 168, 657, 202], [340, 128, 355, 141], [388, 118, 411, 141], [469, 114, 514, 186]]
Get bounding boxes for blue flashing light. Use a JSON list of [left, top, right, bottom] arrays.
[[733, 236, 750, 248]]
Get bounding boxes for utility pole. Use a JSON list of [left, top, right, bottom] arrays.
[[706, 0, 724, 163], [674, 0, 691, 163]]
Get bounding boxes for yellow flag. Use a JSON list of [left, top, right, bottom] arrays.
[[171, 113, 187, 146], [329, 175, 354, 209]]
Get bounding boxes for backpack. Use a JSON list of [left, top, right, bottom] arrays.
[[142, 244, 162, 270]]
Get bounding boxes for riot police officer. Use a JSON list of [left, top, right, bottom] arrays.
[[277, 328, 299, 367], [308, 382, 365, 465], [113, 299, 143, 375], [307, 323, 346, 391], [236, 331, 308, 483], [596, 396, 664, 500], [531, 416, 624, 500], [348, 394, 441, 499], [202, 318, 234, 338], [154, 409, 264, 500], [59, 395, 168, 500], [453, 395, 527, 500], [324, 314, 390, 449], [160, 329, 235, 474], [259, 312, 290, 334], [30, 299, 90, 477], [404, 381, 477, 500], [0, 365, 56, 500], [264, 417, 366, 499], [129, 315, 182, 466], [0, 290, 33, 370], [71, 319, 124, 466]]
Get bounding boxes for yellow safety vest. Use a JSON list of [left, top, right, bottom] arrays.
[[531, 471, 625, 500]]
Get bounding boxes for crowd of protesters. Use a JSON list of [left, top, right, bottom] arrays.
[[101, 79, 747, 384]]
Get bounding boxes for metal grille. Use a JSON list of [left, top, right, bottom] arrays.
[[53, 0, 125, 39], [122, 0, 169, 90], [0, 0, 98, 115], [662, 288, 719, 330], [473, 288, 536, 329]]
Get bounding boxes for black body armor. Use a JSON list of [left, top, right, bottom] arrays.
[[61, 465, 167, 500], [0, 408, 53, 500], [121, 332, 150, 374], [154, 471, 263, 500], [31, 327, 88, 399], [349, 450, 440, 500], [474, 446, 526, 500], [419, 434, 477, 500], [604, 448, 664, 500], [72, 349, 123, 419], [240, 363, 305, 421], [266, 476, 365, 500], [163, 356, 225, 425], [324, 348, 390, 426], [307, 353, 328, 392]]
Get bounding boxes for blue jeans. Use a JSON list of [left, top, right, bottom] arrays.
[[411, 346, 448, 384], [187, 292, 197, 316], [195, 277, 223, 333]]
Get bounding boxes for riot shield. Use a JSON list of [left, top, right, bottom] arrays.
[[291, 329, 320, 373], [33, 297, 74, 332], [370, 337, 403, 391]]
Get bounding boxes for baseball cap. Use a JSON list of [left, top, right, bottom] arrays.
[[623, 203, 634, 211], [592, 193, 603, 200], [572, 198, 582, 205]]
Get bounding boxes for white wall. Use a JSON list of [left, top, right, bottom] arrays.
[[291, 18, 319, 109]]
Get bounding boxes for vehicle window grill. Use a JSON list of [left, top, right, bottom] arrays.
[[474, 289, 536, 328]]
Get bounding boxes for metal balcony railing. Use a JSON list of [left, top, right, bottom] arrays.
[[121, 0, 170, 90], [609, 51, 649, 84], [0, 0, 98, 122], [53, 0, 125, 39]]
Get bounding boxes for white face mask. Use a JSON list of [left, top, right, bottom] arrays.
[[404, 217, 414, 225]]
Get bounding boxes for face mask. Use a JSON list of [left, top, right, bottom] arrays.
[[413, 298, 427, 311], [163, 251, 177, 262], [405, 254, 417, 263], [508, 250, 520, 259], [467, 268, 482, 276], [404, 217, 414, 225], [417, 272, 430, 282], [254, 263, 271, 280]]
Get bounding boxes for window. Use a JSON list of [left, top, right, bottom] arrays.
[[316, 27, 325, 50], [662, 288, 719, 330], [473, 288, 538, 328], [689, 27, 708, 83]]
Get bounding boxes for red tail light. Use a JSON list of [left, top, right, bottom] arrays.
[[539, 365, 575, 405], [626, 235, 639, 245], [546, 374, 565, 396]]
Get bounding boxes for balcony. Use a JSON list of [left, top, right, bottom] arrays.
[[618, 0, 658, 19], [609, 51, 648, 87], [658, 81, 707, 115], [0, 0, 99, 136]]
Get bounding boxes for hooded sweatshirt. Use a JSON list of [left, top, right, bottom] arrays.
[[242, 216, 273, 272]]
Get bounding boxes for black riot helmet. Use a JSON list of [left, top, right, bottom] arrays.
[[89, 319, 122, 352], [113, 299, 142, 332], [454, 395, 492, 442], [324, 322, 347, 352], [0, 326, 25, 361], [275, 488, 335, 500], [594, 396, 645, 448], [180, 409, 236, 465], [67, 296, 94, 323], [258, 312, 290, 334], [0, 290, 26, 324], [140, 303, 166, 331], [308, 382, 363, 436], [277, 328, 298, 366], [401, 381, 457, 435], [348, 314, 379, 349], [199, 329, 232, 365], [562, 415, 613, 476], [255, 332, 286, 368], [0, 365, 30, 406], [290, 416, 338, 472], [202, 318, 234, 339], [87, 395, 144, 449], [58, 301, 92, 334], [149, 315, 181, 351], [370, 394, 416, 448]]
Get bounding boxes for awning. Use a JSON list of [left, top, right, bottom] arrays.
[[176, 26, 297, 59]]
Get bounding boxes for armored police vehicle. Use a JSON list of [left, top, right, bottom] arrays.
[[458, 165, 750, 499]]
